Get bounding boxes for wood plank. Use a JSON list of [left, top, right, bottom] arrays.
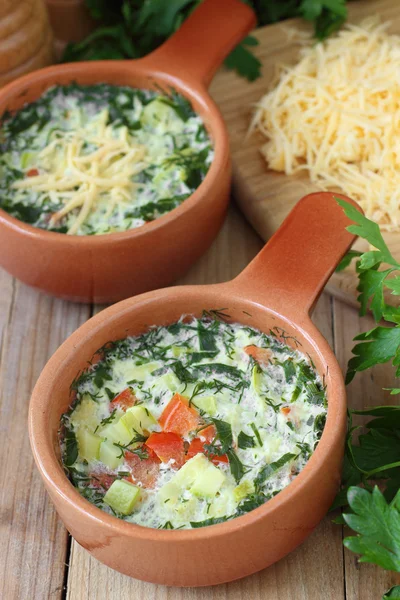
[[209, 0, 400, 309], [333, 298, 399, 599], [66, 206, 344, 600], [0, 275, 90, 600]]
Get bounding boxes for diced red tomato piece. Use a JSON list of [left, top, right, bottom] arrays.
[[244, 345, 272, 365], [186, 425, 228, 465], [90, 471, 116, 491], [159, 393, 201, 436], [146, 431, 185, 469], [110, 387, 137, 411], [26, 168, 39, 177], [125, 447, 160, 489], [281, 406, 291, 416]]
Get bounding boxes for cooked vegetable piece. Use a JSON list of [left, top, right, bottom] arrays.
[[110, 388, 137, 411], [70, 395, 99, 431], [123, 405, 156, 434], [168, 453, 225, 498], [146, 432, 185, 468], [190, 459, 225, 498], [192, 395, 217, 415], [76, 429, 102, 462], [101, 418, 133, 446], [104, 479, 141, 515], [186, 425, 228, 465], [91, 470, 116, 491], [99, 440, 123, 470], [244, 345, 272, 365], [159, 393, 201, 436], [26, 168, 39, 177], [125, 448, 160, 489]]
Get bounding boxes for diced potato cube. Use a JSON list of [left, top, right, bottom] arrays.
[[101, 418, 132, 445], [190, 461, 225, 498], [171, 346, 187, 358], [193, 395, 217, 416], [123, 362, 160, 382], [99, 440, 123, 470], [158, 372, 180, 391], [141, 99, 179, 131], [171, 454, 226, 499], [76, 428, 102, 462], [104, 480, 140, 515], [70, 395, 99, 431], [208, 488, 237, 518], [173, 454, 205, 488], [124, 406, 156, 434], [158, 481, 181, 505], [175, 496, 199, 519], [233, 480, 255, 502]]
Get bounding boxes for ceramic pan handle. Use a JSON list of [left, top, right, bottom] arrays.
[[141, 0, 256, 88], [232, 192, 361, 317]]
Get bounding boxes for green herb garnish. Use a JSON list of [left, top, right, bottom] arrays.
[[238, 431, 256, 449]]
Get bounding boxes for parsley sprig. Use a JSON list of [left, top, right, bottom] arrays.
[[343, 486, 400, 572], [337, 199, 400, 386], [62, 1, 349, 82], [335, 200, 400, 596]]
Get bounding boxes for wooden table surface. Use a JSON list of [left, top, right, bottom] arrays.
[[1, 203, 398, 600]]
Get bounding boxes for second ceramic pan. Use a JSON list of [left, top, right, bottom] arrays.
[[29, 191, 360, 586]]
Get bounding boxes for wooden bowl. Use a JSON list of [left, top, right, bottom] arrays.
[[0, 0, 255, 303], [0, 0, 54, 86], [29, 192, 359, 586]]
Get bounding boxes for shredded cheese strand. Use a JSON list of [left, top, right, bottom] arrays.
[[252, 18, 400, 230], [12, 109, 147, 234]]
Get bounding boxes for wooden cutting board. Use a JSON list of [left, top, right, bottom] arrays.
[[210, 0, 400, 308]]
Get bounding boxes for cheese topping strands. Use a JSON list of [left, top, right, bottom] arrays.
[[0, 84, 213, 235], [13, 109, 147, 235], [252, 18, 400, 230]]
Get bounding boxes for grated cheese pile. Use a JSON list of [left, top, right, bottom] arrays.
[[12, 109, 147, 235], [252, 18, 400, 230]]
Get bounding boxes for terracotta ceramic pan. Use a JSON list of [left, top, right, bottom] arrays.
[[29, 192, 360, 587], [0, 0, 255, 303]]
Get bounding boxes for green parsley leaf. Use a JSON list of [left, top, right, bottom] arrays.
[[255, 453, 297, 490], [250, 422, 262, 446], [212, 418, 233, 452], [337, 199, 399, 268], [190, 515, 232, 528], [93, 363, 113, 389], [383, 585, 400, 599], [346, 327, 400, 384], [226, 449, 247, 483], [224, 36, 262, 82], [386, 277, 400, 296], [197, 320, 218, 353], [335, 249, 363, 272], [238, 431, 256, 449], [64, 426, 78, 467], [237, 491, 268, 514], [300, 0, 347, 39], [343, 486, 400, 572]]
